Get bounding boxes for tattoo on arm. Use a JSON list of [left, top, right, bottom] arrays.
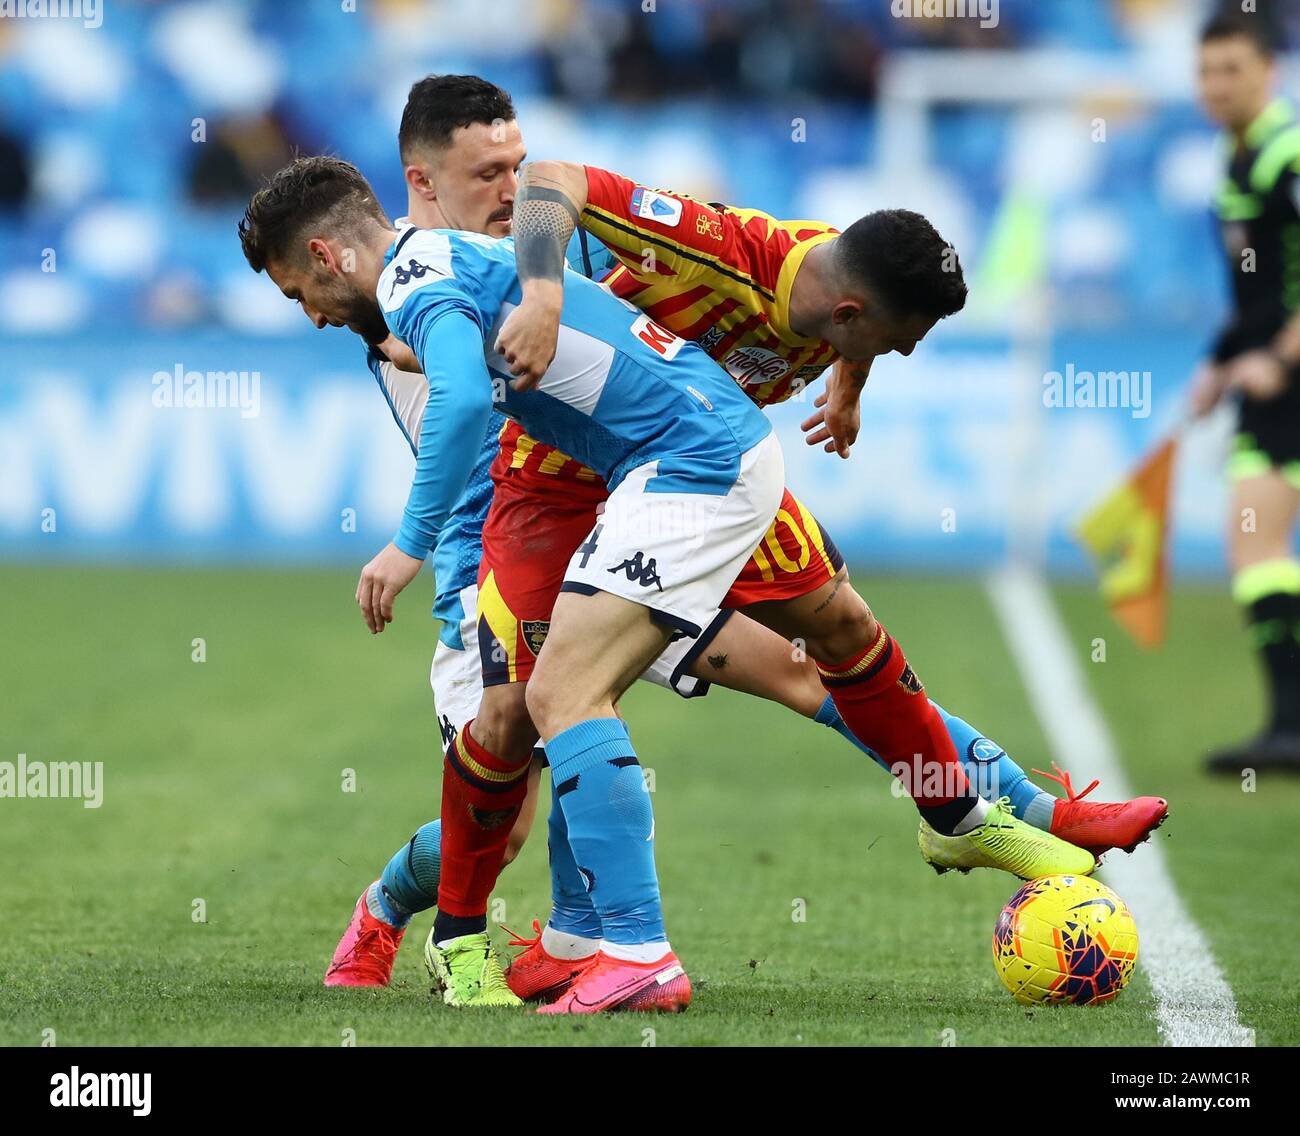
[[514, 177, 579, 284], [707, 653, 729, 671]]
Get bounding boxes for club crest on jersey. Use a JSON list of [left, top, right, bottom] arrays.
[[521, 620, 549, 657], [630, 187, 683, 228], [722, 345, 792, 388]]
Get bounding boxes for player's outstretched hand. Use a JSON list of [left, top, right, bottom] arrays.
[[800, 358, 869, 458], [355, 542, 425, 634], [494, 290, 563, 391]]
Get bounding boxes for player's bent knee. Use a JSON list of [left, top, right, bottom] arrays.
[[523, 669, 564, 741], [525, 665, 607, 741], [807, 595, 878, 665], [473, 684, 539, 762]]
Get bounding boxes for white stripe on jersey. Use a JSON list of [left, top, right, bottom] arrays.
[[374, 359, 429, 452], [486, 302, 614, 417]]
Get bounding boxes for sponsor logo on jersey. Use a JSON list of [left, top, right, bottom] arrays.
[[521, 620, 549, 656], [722, 345, 792, 387], [630, 187, 683, 228], [632, 313, 685, 360], [697, 326, 725, 354]]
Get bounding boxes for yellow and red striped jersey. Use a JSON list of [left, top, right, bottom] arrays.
[[581, 164, 841, 408], [490, 419, 606, 500]]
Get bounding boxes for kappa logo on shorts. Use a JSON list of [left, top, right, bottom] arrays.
[[609, 551, 663, 591], [521, 620, 550, 656], [439, 714, 457, 749]]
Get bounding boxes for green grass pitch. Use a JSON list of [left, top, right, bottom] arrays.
[[0, 564, 1296, 1046]]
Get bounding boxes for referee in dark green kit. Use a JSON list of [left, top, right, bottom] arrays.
[[1192, 12, 1300, 773]]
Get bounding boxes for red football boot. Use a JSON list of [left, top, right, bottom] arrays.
[[502, 919, 596, 1003], [1035, 763, 1169, 859]]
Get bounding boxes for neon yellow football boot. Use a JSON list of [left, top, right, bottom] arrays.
[[423, 930, 522, 1008], [918, 797, 1096, 880]]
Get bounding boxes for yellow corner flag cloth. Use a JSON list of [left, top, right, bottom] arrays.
[[1075, 437, 1177, 649]]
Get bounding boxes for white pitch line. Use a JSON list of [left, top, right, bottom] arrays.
[[985, 566, 1252, 1048]]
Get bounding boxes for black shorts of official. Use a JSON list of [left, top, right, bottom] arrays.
[[1231, 375, 1300, 487]]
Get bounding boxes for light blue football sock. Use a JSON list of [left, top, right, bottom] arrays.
[[814, 696, 1056, 829], [546, 772, 604, 940], [370, 819, 442, 928], [814, 694, 892, 774], [546, 718, 665, 947]]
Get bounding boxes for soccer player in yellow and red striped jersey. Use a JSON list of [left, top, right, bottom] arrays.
[[585, 165, 844, 409], [484, 160, 1163, 1010]]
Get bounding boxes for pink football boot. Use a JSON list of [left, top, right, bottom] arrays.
[[536, 950, 691, 1014], [323, 886, 405, 987]]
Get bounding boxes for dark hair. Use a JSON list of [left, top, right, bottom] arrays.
[[399, 74, 516, 163], [836, 209, 967, 322], [1200, 12, 1278, 57], [238, 155, 387, 273]]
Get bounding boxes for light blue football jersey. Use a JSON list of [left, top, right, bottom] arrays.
[[365, 229, 622, 648], [378, 224, 772, 564]]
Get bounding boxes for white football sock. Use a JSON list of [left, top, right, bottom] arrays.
[[541, 925, 599, 960], [951, 795, 993, 835], [601, 939, 671, 963]]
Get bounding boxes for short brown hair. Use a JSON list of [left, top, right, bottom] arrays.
[[238, 156, 388, 273]]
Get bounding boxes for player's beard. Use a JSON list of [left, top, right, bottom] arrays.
[[344, 294, 392, 346]]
